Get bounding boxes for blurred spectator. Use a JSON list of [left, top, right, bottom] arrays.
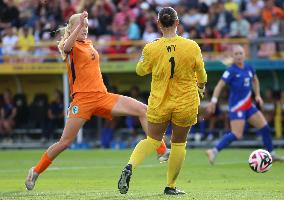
[[0, 0, 20, 31], [248, 22, 263, 39], [17, 26, 35, 58], [266, 13, 282, 37], [89, 0, 115, 36], [29, 93, 48, 134], [201, 26, 221, 51], [113, 1, 136, 35], [188, 27, 201, 39], [36, 0, 62, 28], [61, 0, 76, 22], [181, 8, 202, 29], [40, 18, 58, 41], [210, 2, 234, 36], [104, 34, 130, 61], [41, 89, 64, 142], [177, 24, 189, 38], [13, 93, 29, 129], [0, 89, 17, 143], [229, 13, 250, 38], [17, 0, 37, 28], [79, 0, 96, 14], [2, 27, 18, 60], [257, 20, 278, 57], [33, 21, 42, 43], [182, 6, 208, 30], [199, 0, 218, 6], [224, 0, 239, 18], [243, 0, 264, 24], [127, 17, 141, 40], [262, 0, 284, 27], [142, 23, 160, 42], [33, 21, 51, 62], [137, 2, 157, 34], [278, 17, 284, 51]]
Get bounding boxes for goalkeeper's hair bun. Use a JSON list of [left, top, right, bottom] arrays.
[[158, 7, 178, 28]]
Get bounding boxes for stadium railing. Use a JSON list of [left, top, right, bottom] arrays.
[[1, 37, 282, 62]]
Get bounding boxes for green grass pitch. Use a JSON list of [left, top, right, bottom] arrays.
[[0, 149, 284, 200]]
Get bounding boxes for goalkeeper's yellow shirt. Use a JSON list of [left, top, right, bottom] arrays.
[[136, 36, 207, 126]]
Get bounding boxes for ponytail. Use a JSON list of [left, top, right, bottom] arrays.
[[57, 24, 71, 60]]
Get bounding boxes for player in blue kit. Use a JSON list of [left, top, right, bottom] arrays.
[[206, 45, 284, 164]]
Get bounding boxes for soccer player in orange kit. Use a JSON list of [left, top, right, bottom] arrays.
[[25, 11, 169, 190]]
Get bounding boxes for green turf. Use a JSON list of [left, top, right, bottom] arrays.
[[0, 149, 283, 200]]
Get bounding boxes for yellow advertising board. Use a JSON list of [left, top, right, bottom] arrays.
[[0, 63, 66, 74], [0, 62, 137, 74]]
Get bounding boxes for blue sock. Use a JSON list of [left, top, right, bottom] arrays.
[[165, 123, 172, 136], [216, 132, 237, 151], [258, 125, 273, 152], [190, 124, 197, 134], [199, 119, 206, 137]]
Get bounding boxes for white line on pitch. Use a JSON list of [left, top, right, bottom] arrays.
[[0, 160, 249, 173]]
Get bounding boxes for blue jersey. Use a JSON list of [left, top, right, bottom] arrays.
[[221, 64, 256, 112]]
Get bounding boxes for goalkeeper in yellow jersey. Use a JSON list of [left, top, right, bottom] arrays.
[[118, 7, 207, 195]]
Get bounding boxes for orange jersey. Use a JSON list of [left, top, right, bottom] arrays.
[[66, 39, 107, 96], [262, 6, 284, 26]]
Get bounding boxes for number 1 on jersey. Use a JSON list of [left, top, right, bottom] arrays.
[[169, 57, 175, 79]]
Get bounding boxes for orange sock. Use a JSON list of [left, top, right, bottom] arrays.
[[156, 140, 167, 155], [34, 152, 52, 174]]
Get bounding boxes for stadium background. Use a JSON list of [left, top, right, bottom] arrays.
[[0, 0, 284, 150]]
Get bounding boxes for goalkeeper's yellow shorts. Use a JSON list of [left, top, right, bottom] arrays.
[[147, 101, 198, 127]]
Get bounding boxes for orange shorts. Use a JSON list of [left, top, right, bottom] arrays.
[[67, 92, 119, 120]]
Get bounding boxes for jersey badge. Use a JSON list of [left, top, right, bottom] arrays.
[[237, 111, 243, 118], [72, 106, 79, 114]]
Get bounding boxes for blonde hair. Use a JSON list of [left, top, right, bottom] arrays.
[[58, 13, 81, 60]]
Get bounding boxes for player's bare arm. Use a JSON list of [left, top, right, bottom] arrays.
[[63, 11, 88, 53], [252, 75, 264, 107], [207, 80, 226, 114]]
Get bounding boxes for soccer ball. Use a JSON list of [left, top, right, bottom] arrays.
[[248, 149, 272, 173]]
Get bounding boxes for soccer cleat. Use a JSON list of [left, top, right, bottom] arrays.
[[164, 187, 186, 195], [206, 149, 217, 165], [118, 164, 132, 194], [158, 149, 171, 163], [25, 167, 39, 190]]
